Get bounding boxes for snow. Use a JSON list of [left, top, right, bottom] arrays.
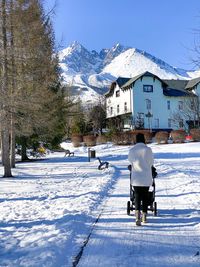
[[58, 42, 200, 104], [0, 142, 200, 267], [103, 48, 190, 80]]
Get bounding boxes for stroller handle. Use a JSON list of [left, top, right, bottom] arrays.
[[127, 164, 157, 182]]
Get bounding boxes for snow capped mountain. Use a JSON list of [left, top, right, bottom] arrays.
[[103, 48, 191, 80], [58, 42, 199, 103], [59, 41, 101, 75]]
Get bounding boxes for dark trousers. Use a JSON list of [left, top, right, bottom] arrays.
[[133, 186, 149, 213]]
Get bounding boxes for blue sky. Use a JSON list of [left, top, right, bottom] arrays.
[[44, 0, 200, 70]]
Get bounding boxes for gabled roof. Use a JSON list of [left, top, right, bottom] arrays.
[[185, 77, 200, 89], [121, 71, 168, 89], [104, 76, 130, 96], [116, 77, 130, 87]]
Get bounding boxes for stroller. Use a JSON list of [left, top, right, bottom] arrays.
[[127, 165, 158, 216]]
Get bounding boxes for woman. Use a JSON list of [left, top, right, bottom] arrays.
[[128, 133, 154, 226]]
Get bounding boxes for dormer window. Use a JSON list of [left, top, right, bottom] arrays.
[[116, 90, 120, 97], [143, 85, 153, 92]]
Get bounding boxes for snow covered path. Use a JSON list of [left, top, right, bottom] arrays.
[[78, 143, 200, 267], [0, 143, 200, 267]]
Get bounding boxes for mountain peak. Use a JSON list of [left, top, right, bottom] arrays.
[[69, 41, 85, 53], [112, 43, 123, 50]]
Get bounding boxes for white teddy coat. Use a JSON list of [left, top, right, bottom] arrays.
[[128, 143, 154, 186]]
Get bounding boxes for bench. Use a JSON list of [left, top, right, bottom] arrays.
[[97, 157, 109, 170], [64, 149, 74, 157]]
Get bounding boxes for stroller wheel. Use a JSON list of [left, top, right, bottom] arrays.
[[127, 201, 131, 215], [153, 202, 157, 216]]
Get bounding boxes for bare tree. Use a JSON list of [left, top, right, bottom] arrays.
[[172, 96, 200, 130], [88, 104, 106, 135]]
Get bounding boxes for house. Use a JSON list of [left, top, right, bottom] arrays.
[[105, 71, 200, 132]]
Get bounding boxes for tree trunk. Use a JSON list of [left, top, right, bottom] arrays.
[[1, 137, 5, 166], [10, 0, 16, 168], [1, 130, 12, 177], [10, 125, 15, 168], [21, 136, 29, 161], [1, 0, 12, 177]]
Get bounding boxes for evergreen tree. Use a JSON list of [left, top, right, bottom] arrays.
[[0, 0, 71, 175]]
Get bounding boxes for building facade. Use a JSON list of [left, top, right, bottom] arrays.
[[105, 72, 200, 131]]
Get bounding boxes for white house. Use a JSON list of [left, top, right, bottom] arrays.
[[105, 71, 200, 131]]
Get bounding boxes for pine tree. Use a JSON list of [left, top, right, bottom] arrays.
[[0, 0, 71, 175], [11, 0, 68, 160]]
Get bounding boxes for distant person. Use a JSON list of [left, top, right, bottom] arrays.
[[128, 133, 154, 226]]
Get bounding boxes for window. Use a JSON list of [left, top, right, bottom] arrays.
[[179, 119, 184, 128], [146, 99, 151, 110], [168, 118, 173, 128], [190, 99, 194, 110], [167, 100, 170, 110], [178, 101, 183, 110], [116, 90, 120, 97], [124, 102, 127, 112], [110, 107, 113, 115], [136, 113, 144, 128], [154, 118, 159, 128], [143, 85, 153, 92], [117, 105, 120, 113]]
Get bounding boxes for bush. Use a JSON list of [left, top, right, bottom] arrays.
[[112, 132, 133, 145], [96, 135, 108, 144], [170, 130, 186, 143], [129, 132, 137, 144], [112, 133, 125, 145], [190, 128, 200, 141], [83, 135, 96, 146], [37, 146, 46, 154], [155, 131, 169, 144], [143, 131, 153, 143], [71, 134, 83, 147], [111, 130, 153, 145]]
